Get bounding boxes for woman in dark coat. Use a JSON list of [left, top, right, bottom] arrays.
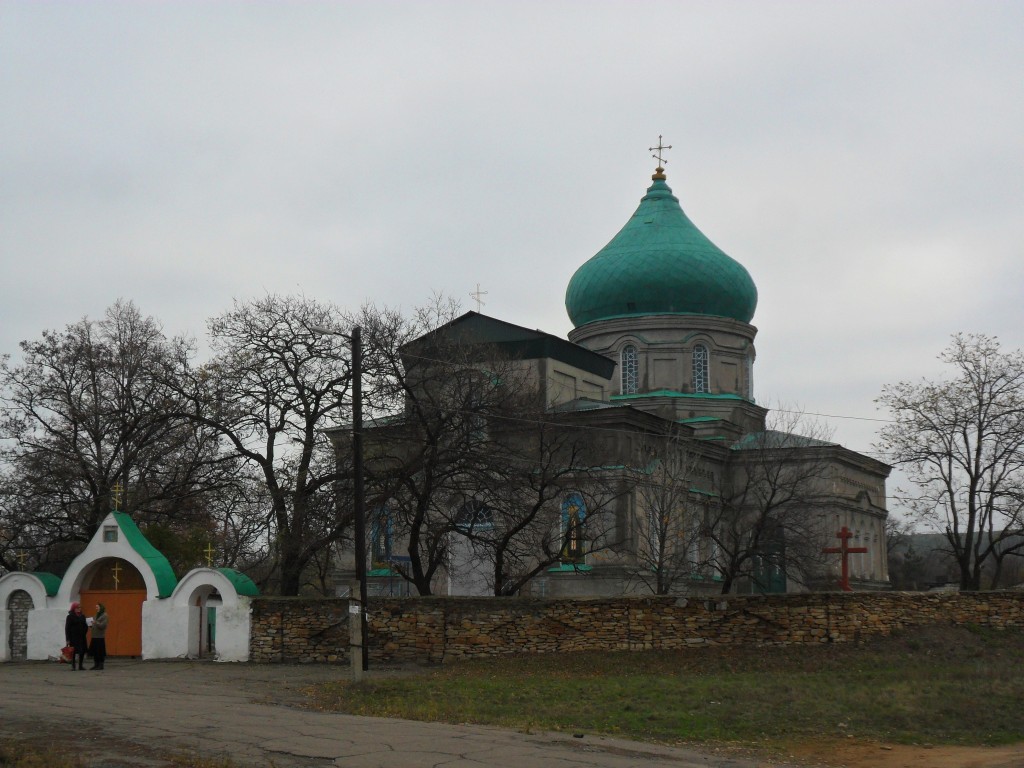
[[64, 602, 88, 670], [88, 603, 108, 670]]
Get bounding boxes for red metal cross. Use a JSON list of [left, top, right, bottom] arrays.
[[822, 526, 868, 592]]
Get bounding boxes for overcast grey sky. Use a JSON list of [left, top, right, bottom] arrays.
[[2, 1, 1023, 494]]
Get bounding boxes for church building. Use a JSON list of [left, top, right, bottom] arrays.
[[357, 158, 891, 598]]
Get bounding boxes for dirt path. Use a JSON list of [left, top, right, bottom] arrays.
[[788, 740, 1023, 768]]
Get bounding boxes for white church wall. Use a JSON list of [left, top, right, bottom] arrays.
[[26, 608, 66, 661], [0, 572, 63, 661], [142, 600, 189, 660], [214, 597, 252, 662], [168, 569, 252, 662], [447, 533, 493, 596]]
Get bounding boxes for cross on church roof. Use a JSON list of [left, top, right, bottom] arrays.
[[648, 135, 672, 168], [470, 283, 488, 313]]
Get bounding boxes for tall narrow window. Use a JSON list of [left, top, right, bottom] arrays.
[[621, 344, 638, 395], [561, 493, 586, 564], [745, 353, 754, 400], [693, 344, 709, 393], [371, 506, 394, 570]]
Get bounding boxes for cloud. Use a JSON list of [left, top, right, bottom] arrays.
[[1, 1, 1022, 515]]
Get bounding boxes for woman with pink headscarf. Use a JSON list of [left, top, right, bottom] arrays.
[[64, 602, 88, 670]]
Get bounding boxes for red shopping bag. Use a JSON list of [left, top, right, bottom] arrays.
[[60, 645, 74, 663]]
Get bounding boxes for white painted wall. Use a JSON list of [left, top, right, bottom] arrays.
[[0, 572, 60, 661], [2, 519, 255, 663]]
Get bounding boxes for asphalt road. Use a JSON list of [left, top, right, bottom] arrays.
[[0, 658, 792, 768]]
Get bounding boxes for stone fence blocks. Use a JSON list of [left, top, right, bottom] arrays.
[[247, 590, 1024, 665]]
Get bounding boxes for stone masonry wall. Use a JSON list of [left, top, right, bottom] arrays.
[[7, 590, 32, 661], [248, 590, 1024, 664]]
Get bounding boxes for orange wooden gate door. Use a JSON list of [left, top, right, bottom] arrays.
[[79, 590, 145, 657]]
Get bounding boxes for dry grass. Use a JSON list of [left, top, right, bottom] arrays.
[[0, 738, 242, 768], [309, 624, 1024, 751]]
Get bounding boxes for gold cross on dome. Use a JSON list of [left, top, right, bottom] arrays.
[[648, 135, 672, 167], [204, 542, 216, 567]]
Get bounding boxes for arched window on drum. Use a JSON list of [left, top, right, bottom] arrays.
[[693, 344, 709, 394], [621, 345, 639, 395]]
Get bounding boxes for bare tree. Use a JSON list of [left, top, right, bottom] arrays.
[[877, 333, 1024, 590], [364, 317, 514, 595], [462, 409, 627, 596], [626, 427, 712, 595], [361, 305, 628, 597], [0, 300, 231, 571], [709, 410, 837, 594], [172, 294, 358, 595]]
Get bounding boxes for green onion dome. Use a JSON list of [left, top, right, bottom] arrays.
[[565, 169, 757, 328]]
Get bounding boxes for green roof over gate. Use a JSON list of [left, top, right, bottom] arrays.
[[565, 169, 758, 327], [113, 511, 178, 598], [216, 568, 260, 596], [28, 572, 61, 596]]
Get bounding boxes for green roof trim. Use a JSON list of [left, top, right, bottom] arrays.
[[679, 416, 722, 424], [688, 488, 719, 498], [547, 563, 593, 573], [113, 511, 178, 598], [731, 430, 838, 451], [566, 172, 757, 327], [611, 389, 750, 402], [216, 568, 260, 597], [28, 572, 61, 596]]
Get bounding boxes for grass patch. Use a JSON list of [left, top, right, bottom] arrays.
[[308, 625, 1024, 751], [0, 740, 84, 768], [0, 738, 242, 768]]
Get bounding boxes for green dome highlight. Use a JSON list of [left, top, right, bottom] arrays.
[[565, 171, 758, 327]]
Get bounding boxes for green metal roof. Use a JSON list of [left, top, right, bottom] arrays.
[[28, 572, 61, 596], [113, 511, 178, 598], [565, 170, 757, 327], [216, 568, 260, 597]]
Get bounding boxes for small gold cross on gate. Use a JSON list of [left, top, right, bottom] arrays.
[[111, 561, 122, 589], [204, 543, 216, 567], [111, 482, 124, 510]]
